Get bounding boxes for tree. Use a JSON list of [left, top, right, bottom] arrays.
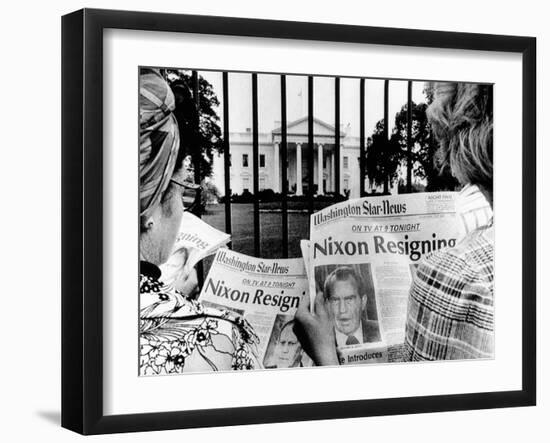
[[392, 100, 458, 192], [366, 84, 458, 194], [163, 70, 224, 181], [365, 120, 402, 193]]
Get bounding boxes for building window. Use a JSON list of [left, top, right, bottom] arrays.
[[323, 155, 327, 169], [242, 176, 250, 192], [259, 177, 266, 190], [242, 154, 249, 167], [343, 178, 349, 190], [343, 156, 349, 169], [260, 154, 265, 168]]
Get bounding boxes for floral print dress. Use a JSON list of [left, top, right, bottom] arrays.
[[139, 262, 259, 375]]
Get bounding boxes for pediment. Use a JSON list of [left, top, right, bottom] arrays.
[[272, 117, 343, 137]]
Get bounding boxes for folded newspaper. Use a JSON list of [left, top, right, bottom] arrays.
[[160, 212, 231, 286], [198, 248, 310, 369], [304, 192, 460, 365]]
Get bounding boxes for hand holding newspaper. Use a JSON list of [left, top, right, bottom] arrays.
[[198, 248, 310, 369], [165, 192, 461, 369], [160, 212, 231, 286], [304, 192, 460, 365]]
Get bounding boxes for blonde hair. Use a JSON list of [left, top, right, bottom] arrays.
[[427, 82, 493, 193]]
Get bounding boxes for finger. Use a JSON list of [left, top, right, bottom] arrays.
[[172, 247, 188, 264], [295, 300, 312, 324], [297, 292, 310, 315], [179, 269, 199, 296], [314, 292, 329, 320], [295, 298, 317, 332], [176, 246, 189, 262], [292, 321, 314, 360], [292, 319, 304, 340]]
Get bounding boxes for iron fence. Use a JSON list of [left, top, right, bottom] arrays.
[[191, 71, 414, 259]]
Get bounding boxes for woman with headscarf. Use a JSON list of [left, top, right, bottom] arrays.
[[294, 82, 494, 365], [138, 68, 259, 375]]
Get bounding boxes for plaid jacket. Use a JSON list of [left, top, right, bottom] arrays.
[[404, 186, 494, 361]]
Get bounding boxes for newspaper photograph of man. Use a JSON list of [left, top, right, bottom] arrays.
[[138, 65, 493, 375], [264, 315, 303, 368], [315, 265, 381, 346]]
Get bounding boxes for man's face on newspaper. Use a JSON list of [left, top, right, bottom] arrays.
[[274, 325, 301, 368], [326, 279, 366, 336]]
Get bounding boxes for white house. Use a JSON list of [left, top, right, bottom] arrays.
[[210, 116, 374, 198]]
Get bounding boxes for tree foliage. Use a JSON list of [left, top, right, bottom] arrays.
[[163, 69, 224, 180], [366, 85, 458, 193], [392, 102, 458, 191], [365, 120, 402, 193]]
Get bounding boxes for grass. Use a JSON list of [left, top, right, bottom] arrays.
[[202, 203, 311, 258], [200, 201, 338, 277]]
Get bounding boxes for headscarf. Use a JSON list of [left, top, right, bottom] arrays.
[[139, 68, 180, 219]]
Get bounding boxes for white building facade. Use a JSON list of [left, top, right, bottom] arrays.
[[210, 117, 369, 198]]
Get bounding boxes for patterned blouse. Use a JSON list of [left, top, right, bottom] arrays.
[[139, 261, 260, 375], [404, 186, 494, 361]]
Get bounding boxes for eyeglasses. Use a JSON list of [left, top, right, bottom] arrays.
[[170, 179, 201, 213]]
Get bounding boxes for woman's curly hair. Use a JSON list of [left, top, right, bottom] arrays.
[[427, 82, 493, 194]]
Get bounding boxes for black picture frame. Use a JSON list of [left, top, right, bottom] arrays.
[[61, 8, 536, 435]]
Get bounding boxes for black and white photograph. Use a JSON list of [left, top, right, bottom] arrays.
[[314, 264, 381, 346], [56, 3, 538, 434], [138, 65, 495, 374], [1, 0, 544, 439], [263, 315, 303, 368]]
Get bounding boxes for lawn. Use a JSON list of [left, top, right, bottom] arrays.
[[202, 203, 310, 258], [200, 201, 335, 277]]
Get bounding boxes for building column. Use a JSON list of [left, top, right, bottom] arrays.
[[296, 143, 303, 195], [330, 151, 335, 193], [317, 143, 324, 195], [273, 142, 280, 192], [326, 152, 331, 192], [340, 143, 344, 193]]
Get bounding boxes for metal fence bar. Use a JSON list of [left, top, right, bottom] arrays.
[[383, 79, 389, 193], [252, 73, 261, 256], [334, 77, 341, 196], [359, 78, 366, 197], [191, 70, 204, 285], [307, 76, 314, 214], [222, 72, 232, 244], [407, 80, 413, 193], [280, 75, 289, 258], [191, 71, 201, 186]]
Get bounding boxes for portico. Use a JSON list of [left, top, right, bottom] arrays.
[[210, 116, 361, 198], [272, 117, 344, 195]]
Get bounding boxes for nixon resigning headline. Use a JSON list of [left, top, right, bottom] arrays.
[[313, 232, 457, 262]]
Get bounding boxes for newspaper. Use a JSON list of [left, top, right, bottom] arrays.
[[300, 240, 311, 280], [198, 248, 310, 369], [160, 212, 230, 285], [305, 192, 460, 365]]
